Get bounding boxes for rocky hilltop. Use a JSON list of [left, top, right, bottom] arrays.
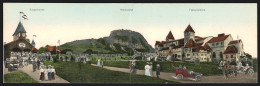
[[60, 29, 154, 54]]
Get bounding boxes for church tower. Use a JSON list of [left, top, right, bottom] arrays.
[[13, 22, 27, 41], [184, 24, 195, 44], [166, 30, 175, 42]]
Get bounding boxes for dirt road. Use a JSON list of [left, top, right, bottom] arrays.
[[91, 64, 257, 83]]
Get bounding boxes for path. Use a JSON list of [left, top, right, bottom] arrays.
[[91, 64, 257, 83], [3, 63, 69, 83]]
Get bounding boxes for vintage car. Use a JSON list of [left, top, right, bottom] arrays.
[[172, 67, 203, 81]]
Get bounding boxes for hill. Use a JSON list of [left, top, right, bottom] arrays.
[[59, 29, 154, 55]]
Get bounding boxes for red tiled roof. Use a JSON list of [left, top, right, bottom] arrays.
[[172, 45, 182, 49], [224, 46, 238, 54], [203, 43, 211, 50], [46, 46, 56, 52], [184, 24, 195, 33], [208, 34, 230, 43], [228, 40, 241, 45], [167, 31, 175, 39], [195, 36, 207, 41], [32, 47, 38, 52], [184, 39, 196, 48]]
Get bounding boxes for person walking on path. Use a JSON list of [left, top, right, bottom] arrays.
[[131, 61, 136, 74], [149, 62, 153, 77], [144, 62, 151, 76], [37, 59, 40, 70], [32, 59, 37, 72], [39, 66, 45, 81], [51, 66, 56, 80], [156, 64, 160, 78], [47, 65, 52, 80], [44, 66, 49, 81], [129, 61, 132, 72], [97, 59, 101, 67]]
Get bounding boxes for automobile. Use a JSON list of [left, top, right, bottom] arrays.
[[172, 66, 203, 81]]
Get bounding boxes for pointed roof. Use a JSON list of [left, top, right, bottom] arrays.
[[13, 22, 27, 36], [224, 46, 238, 54], [46, 46, 56, 52], [208, 34, 230, 43], [155, 41, 161, 45], [166, 31, 175, 39], [228, 40, 241, 45], [184, 39, 196, 48], [31, 40, 35, 45], [184, 24, 195, 33]]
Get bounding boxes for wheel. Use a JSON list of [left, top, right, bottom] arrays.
[[195, 75, 201, 81], [247, 69, 254, 75], [177, 74, 183, 79]]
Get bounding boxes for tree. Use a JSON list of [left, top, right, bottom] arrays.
[[45, 45, 51, 47], [37, 47, 49, 54], [83, 49, 93, 55], [26, 39, 30, 43], [246, 53, 252, 59]]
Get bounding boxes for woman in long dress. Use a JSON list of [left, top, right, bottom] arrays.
[[97, 59, 101, 66], [44, 66, 49, 80], [51, 66, 56, 80], [145, 63, 151, 76], [39, 66, 45, 81]]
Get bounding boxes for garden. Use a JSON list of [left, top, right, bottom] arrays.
[[44, 61, 179, 84]]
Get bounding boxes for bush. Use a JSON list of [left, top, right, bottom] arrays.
[[230, 61, 236, 65]]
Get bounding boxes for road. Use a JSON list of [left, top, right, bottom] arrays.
[[91, 64, 258, 83]]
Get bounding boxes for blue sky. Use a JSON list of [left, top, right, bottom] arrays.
[[3, 3, 257, 57]]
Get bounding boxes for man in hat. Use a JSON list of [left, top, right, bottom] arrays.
[[32, 59, 37, 72], [47, 65, 52, 80], [131, 61, 136, 74]]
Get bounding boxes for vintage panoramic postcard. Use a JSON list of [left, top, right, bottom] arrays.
[[3, 3, 257, 84]]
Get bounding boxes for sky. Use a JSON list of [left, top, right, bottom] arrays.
[[3, 3, 257, 57]]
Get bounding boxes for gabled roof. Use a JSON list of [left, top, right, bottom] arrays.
[[228, 40, 241, 45], [208, 34, 230, 43], [195, 36, 207, 41], [166, 31, 175, 39], [46, 46, 56, 52], [184, 24, 195, 33], [203, 43, 211, 50], [32, 47, 38, 52], [13, 22, 27, 36], [224, 46, 238, 54], [184, 39, 196, 48]]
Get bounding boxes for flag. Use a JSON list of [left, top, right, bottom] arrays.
[[19, 12, 25, 15]]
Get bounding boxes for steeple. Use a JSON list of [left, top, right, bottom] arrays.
[[184, 24, 195, 33], [31, 40, 36, 47], [166, 30, 175, 42], [13, 22, 27, 40]]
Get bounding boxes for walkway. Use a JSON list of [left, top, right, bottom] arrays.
[[91, 64, 257, 83], [3, 63, 69, 83]]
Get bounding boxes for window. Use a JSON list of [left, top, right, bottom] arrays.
[[216, 43, 219, 46], [201, 54, 203, 56], [187, 54, 190, 56], [231, 55, 233, 58], [221, 42, 223, 45], [212, 43, 215, 46]]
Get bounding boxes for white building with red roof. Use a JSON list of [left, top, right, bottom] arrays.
[[155, 24, 245, 63]]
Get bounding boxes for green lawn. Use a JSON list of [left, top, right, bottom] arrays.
[[44, 61, 179, 84], [101, 61, 223, 76], [4, 71, 38, 83]]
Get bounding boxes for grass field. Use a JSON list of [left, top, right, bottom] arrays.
[[44, 61, 180, 84], [101, 61, 223, 76], [3, 71, 38, 83]]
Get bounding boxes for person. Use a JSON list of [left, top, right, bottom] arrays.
[[145, 62, 151, 76], [156, 64, 160, 78], [149, 62, 153, 76], [32, 59, 37, 72], [129, 61, 132, 72], [37, 59, 40, 70], [39, 66, 45, 81], [101, 60, 104, 68], [47, 65, 52, 80], [178, 65, 182, 70], [51, 66, 56, 80], [132, 61, 136, 74], [44, 66, 49, 81], [236, 62, 242, 70], [244, 64, 250, 71], [97, 59, 101, 66]]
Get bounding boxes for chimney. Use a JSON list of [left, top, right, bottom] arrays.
[[218, 33, 225, 37]]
